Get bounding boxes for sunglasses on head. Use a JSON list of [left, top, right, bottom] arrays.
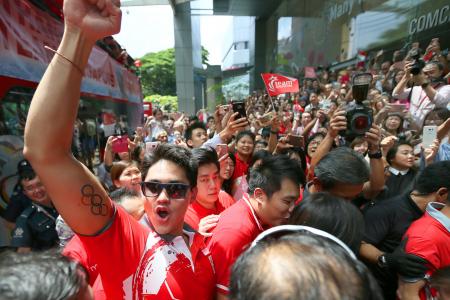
[[141, 181, 190, 200], [251, 225, 356, 260]]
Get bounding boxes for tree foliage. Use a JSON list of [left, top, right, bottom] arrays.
[[139, 47, 210, 97], [144, 95, 178, 112]]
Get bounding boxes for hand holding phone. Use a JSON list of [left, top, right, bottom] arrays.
[[112, 135, 129, 153]]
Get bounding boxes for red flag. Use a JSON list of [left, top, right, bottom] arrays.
[[261, 73, 299, 96], [304, 67, 317, 79]]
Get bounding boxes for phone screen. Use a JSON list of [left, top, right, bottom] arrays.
[[145, 142, 160, 153], [215, 144, 228, 158], [288, 135, 304, 148], [232, 101, 247, 119]]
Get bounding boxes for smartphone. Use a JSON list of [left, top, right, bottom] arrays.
[[288, 134, 305, 148], [389, 104, 407, 113], [232, 101, 247, 119], [145, 141, 160, 153], [422, 126, 437, 148], [215, 144, 228, 158], [112, 135, 128, 153]]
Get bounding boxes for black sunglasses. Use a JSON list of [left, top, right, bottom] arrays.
[[141, 181, 190, 200]]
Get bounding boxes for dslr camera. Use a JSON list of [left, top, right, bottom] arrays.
[[408, 48, 425, 75], [341, 73, 373, 139]]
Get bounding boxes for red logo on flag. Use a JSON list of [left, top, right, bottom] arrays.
[[261, 73, 299, 96]]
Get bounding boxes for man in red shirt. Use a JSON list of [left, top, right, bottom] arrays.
[[23, 2, 215, 299], [398, 161, 450, 300], [208, 155, 305, 299], [184, 148, 225, 235]]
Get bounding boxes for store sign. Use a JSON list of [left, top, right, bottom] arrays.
[[327, 0, 361, 23], [408, 5, 449, 35]]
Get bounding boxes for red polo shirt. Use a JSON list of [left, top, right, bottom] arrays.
[[184, 200, 226, 230], [78, 205, 215, 299], [218, 190, 236, 209], [404, 202, 450, 300], [232, 153, 249, 180], [208, 195, 265, 295]]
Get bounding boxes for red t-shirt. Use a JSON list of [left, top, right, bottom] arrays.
[[404, 203, 450, 300], [77, 205, 215, 299], [218, 190, 236, 209], [232, 153, 249, 180], [207, 195, 265, 295], [184, 200, 225, 230]]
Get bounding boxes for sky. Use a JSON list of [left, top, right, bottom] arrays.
[[113, 5, 232, 65]]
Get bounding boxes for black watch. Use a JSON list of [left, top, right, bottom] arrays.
[[377, 254, 388, 268], [368, 150, 382, 159]]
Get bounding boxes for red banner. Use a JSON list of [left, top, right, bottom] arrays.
[[0, 0, 142, 103], [261, 73, 299, 96]]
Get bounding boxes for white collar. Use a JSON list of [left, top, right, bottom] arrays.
[[389, 167, 409, 176]]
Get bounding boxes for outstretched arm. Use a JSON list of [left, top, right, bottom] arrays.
[[24, 0, 122, 235]]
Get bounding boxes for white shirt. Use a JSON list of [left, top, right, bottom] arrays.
[[392, 83, 450, 128]]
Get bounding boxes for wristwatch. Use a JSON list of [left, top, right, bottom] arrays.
[[368, 149, 382, 159], [377, 254, 388, 268]]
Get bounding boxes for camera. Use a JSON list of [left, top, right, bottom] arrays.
[[341, 73, 373, 139], [408, 48, 425, 75]]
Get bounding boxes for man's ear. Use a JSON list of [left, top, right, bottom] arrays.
[[435, 187, 448, 203], [189, 187, 197, 203], [311, 177, 322, 192], [253, 188, 266, 205], [187, 139, 193, 147], [113, 180, 121, 188]]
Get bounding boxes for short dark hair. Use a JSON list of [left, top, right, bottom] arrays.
[[386, 141, 413, 165], [279, 147, 307, 173], [110, 187, 140, 204], [248, 155, 305, 198], [288, 192, 364, 253], [230, 231, 382, 300], [315, 147, 370, 189], [414, 161, 450, 201], [110, 160, 140, 183], [17, 159, 36, 181], [141, 144, 198, 188], [184, 122, 206, 143], [0, 250, 88, 300], [249, 150, 271, 168], [191, 148, 219, 171], [236, 130, 255, 144]]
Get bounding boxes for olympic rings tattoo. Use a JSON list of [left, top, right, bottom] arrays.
[[81, 184, 108, 216]]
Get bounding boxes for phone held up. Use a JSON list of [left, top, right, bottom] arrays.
[[112, 135, 128, 153], [145, 141, 160, 153], [232, 101, 247, 119], [215, 144, 229, 159], [422, 126, 437, 149]]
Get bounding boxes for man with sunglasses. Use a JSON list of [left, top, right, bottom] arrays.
[[23, 1, 214, 299], [208, 155, 304, 299]]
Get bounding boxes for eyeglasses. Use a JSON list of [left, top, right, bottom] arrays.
[[141, 181, 190, 200], [250, 225, 356, 260]]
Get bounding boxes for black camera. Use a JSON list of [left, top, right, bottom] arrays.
[[341, 73, 373, 139], [408, 48, 425, 75]]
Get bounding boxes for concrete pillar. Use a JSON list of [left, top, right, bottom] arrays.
[[253, 17, 267, 90], [174, 2, 203, 115]]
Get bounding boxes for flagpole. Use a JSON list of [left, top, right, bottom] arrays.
[[260, 73, 277, 112]]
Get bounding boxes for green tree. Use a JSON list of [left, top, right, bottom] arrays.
[[140, 48, 176, 96], [139, 47, 210, 97]]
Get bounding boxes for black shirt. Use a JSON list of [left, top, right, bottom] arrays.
[[362, 193, 423, 300], [10, 203, 59, 251], [1, 190, 32, 223], [375, 169, 416, 202]]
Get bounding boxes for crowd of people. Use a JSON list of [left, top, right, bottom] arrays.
[[1, 0, 450, 299]]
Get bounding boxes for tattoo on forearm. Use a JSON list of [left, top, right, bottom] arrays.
[[81, 184, 108, 216]]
